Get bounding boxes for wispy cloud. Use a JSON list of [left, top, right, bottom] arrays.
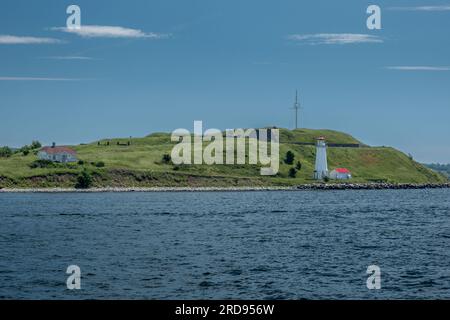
[[385, 66, 450, 71], [52, 25, 170, 39], [287, 33, 383, 45], [388, 5, 450, 11], [0, 35, 62, 44], [42, 56, 93, 60], [0, 77, 83, 81]]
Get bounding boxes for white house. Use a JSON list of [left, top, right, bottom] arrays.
[[329, 168, 352, 180], [38, 144, 77, 163]]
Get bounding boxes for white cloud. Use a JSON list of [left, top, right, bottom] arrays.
[[385, 66, 450, 71], [52, 25, 170, 39], [0, 35, 62, 44], [287, 33, 383, 45], [0, 77, 82, 81], [388, 6, 450, 11], [43, 56, 93, 60]]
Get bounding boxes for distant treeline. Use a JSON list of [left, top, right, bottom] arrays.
[[425, 163, 450, 178], [0, 141, 41, 158]]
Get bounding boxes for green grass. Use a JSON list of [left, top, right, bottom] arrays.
[[0, 128, 446, 188]]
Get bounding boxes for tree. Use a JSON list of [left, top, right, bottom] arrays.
[[0, 146, 12, 158], [285, 151, 295, 165], [75, 170, 93, 189], [162, 154, 172, 164], [295, 161, 302, 171], [288, 167, 297, 178], [30, 141, 42, 149]]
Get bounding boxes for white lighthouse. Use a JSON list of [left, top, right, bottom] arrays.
[[314, 137, 328, 180]]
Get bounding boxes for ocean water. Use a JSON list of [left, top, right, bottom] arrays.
[[0, 189, 449, 299]]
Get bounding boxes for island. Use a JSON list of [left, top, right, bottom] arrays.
[[0, 128, 448, 190]]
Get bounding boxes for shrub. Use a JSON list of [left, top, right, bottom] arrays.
[[285, 151, 295, 165], [323, 176, 330, 183], [288, 167, 297, 178], [78, 160, 85, 165], [295, 161, 302, 171], [0, 146, 12, 158], [95, 161, 105, 168], [22, 149, 30, 156], [75, 170, 93, 189], [29, 159, 56, 169], [30, 141, 42, 149], [162, 154, 172, 164]]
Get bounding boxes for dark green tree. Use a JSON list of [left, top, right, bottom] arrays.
[[162, 154, 172, 164], [285, 151, 295, 165], [75, 170, 93, 189], [295, 161, 302, 171], [30, 141, 42, 149], [288, 167, 297, 178], [0, 146, 12, 158]]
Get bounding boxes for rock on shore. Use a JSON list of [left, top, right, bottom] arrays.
[[0, 183, 449, 193]]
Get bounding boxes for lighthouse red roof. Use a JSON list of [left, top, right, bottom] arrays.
[[40, 146, 77, 155], [335, 168, 350, 174]]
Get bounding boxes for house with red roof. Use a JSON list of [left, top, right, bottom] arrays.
[[38, 143, 77, 163], [329, 168, 352, 180]]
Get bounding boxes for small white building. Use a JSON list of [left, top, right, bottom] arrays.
[[38, 144, 77, 163], [330, 168, 352, 180], [314, 137, 328, 180]]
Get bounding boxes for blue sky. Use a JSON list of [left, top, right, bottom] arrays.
[[1, 0, 449, 163]]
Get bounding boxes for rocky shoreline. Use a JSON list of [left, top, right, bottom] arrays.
[[0, 183, 449, 193]]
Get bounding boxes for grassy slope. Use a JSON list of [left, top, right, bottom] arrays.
[[0, 129, 446, 188]]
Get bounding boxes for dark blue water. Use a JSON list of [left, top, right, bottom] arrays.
[[1, 189, 450, 299]]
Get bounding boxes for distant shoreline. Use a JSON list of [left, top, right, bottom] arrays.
[[1, 183, 449, 193]]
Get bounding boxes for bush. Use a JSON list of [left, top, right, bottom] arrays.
[[0, 146, 12, 158], [30, 141, 42, 149], [162, 154, 172, 164], [95, 161, 105, 168], [288, 167, 297, 178], [285, 151, 295, 165], [29, 159, 56, 169], [323, 176, 330, 183], [22, 149, 30, 156], [75, 170, 93, 189], [295, 161, 302, 171], [78, 160, 85, 165]]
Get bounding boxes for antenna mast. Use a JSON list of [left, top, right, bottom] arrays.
[[293, 90, 301, 129]]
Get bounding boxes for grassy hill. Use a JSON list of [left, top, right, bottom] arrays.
[[0, 128, 446, 188]]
